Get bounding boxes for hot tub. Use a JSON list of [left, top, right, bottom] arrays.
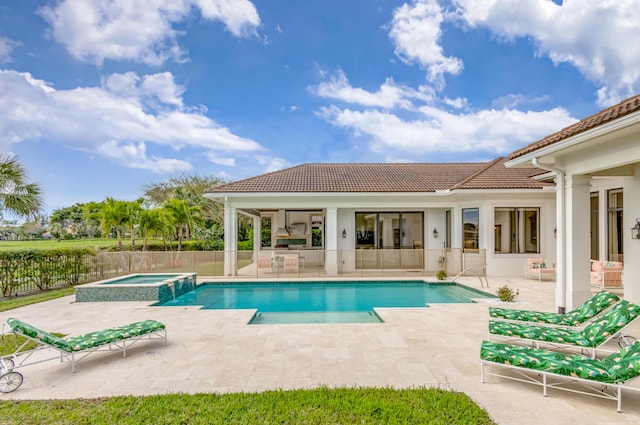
[[75, 273, 197, 303]]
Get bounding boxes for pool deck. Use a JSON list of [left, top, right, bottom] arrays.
[[2, 276, 640, 424]]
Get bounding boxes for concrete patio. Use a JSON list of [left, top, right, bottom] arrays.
[[1, 275, 640, 424]]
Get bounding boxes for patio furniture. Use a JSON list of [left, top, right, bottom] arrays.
[[489, 291, 620, 327], [524, 258, 556, 281], [0, 317, 167, 393], [591, 260, 624, 290], [488, 300, 640, 358], [480, 340, 640, 412], [257, 252, 274, 274], [283, 253, 299, 274]]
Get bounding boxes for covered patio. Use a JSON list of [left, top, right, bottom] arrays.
[[507, 94, 640, 311]]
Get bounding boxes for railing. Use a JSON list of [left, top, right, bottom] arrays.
[[1, 248, 486, 297]]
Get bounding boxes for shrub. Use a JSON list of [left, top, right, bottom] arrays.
[[496, 285, 516, 302], [436, 269, 447, 280]]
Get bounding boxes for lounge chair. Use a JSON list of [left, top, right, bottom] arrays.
[[480, 340, 640, 412], [256, 252, 274, 274], [1, 317, 167, 392], [488, 300, 640, 358], [489, 291, 620, 327]]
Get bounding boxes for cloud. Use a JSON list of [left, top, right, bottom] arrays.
[[38, 0, 261, 66], [387, 0, 463, 89], [206, 154, 236, 166], [0, 69, 263, 172], [255, 155, 291, 173], [309, 69, 434, 109], [0, 37, 21, 63], [318, 104, 576, 157], [453, 0, 640, 106]]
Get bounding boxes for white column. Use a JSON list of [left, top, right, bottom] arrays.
[[564, 175, 592, 310], [624, 164, 640, 304], [253, 216, 261, 252], [325, 207, 338, 275], [223, 199, 237, 276]]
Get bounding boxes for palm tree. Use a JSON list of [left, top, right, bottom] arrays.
[[99, 198, 129, 250], [163, 199, 201, 251], [139, 208, 168, 251], [0, 155, 43, 219], [123, 199, 143, 250]]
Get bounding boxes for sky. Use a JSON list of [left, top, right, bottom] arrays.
[[2, 0, 640, 214]]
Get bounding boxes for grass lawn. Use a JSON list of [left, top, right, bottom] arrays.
[[0, 238, 125, 252], [0, 387, 495, 424]]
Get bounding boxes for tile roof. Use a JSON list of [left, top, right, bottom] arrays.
[[206, 159, 551, 194], [509, 93, 640, 160]]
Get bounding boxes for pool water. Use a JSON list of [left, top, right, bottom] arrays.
[[155, 281, 493, 323], [102, 274, 182, 284]]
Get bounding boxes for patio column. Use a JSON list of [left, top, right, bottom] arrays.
[[624, 164, 640, 304], [325, 207, 338, 275], [223, 199, 237, 276], [253, 216, 261, 253], [564, 175, 591, 310]]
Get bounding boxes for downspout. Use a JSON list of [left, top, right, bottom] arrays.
[[532, 158, 566, 313]]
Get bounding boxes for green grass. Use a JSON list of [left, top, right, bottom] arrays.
[[0, 286, 75, 312], [0, 238, 124, 252], [0, 387, 495, 425]]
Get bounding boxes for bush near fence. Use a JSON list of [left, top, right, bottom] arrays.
[[0, 248, 99, 297]]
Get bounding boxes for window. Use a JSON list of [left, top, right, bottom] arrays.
[[355, 212, 424, 249], [310, 215, 323, 248], [493, 208, 539, 254], [607, 189, 623, 262], [462, 208, 479, 251], [260, 216, 272, 248]]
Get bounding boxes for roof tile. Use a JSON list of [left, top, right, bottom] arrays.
[[206, 159, 551, 194], [509, 93, 640, 160]]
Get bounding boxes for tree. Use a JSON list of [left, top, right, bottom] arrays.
[[139, 208, 168, 251], [163, 199, 201, 251], [123, 199, 143, 249], [0, 155, 43, 219], [99, 198, 129, 250]]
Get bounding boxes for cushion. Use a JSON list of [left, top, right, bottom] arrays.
[[7, 318, 165, 353], [481, 341, 613, 383]]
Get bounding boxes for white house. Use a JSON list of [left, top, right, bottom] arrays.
[[205, 157, 557, 279], [205, 93, 640, 314]]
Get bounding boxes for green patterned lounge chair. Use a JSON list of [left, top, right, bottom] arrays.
[[489, 291, 620, 327], [0, 318, 166, 393], [488, 300, 640, 358], [480, 340, 640, 412]]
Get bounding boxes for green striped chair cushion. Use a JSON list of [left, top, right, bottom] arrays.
[[488, 291, 619, 326]]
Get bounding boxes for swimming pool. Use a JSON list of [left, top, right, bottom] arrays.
[[155, 280, 493, 324], [75, 273, 197, 302]]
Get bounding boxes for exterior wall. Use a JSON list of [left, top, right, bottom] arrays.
[[217, 189, 556, 277], [624, 165, 640, 304]]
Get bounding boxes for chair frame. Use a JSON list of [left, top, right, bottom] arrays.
[[2, 319, 167, 375], [480, 343, 640, 412]]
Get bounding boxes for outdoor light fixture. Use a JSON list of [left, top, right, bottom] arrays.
[[632, 218, 640, 240], [554, 227, 557, 238], [342, 229, 347, 238], [433, 228, 438, 238]]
